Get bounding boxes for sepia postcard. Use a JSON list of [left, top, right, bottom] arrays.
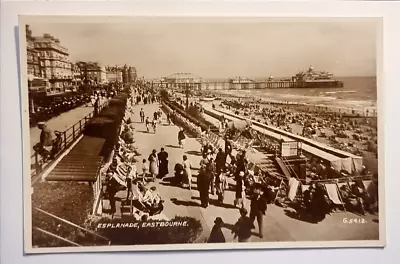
[[19, 15, 385, 254]]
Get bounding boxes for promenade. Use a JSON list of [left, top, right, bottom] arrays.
[[111, 102, 379, 243], [29, 105, 95, 151]]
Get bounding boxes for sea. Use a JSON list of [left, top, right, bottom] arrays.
[[218, 76, 377, 112]]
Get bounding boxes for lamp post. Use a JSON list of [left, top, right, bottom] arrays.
[[185, 79, 190, 110], [28, 74, 35, 114]]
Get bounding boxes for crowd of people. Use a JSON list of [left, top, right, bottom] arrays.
[[30, 94, 89, 127], [103, 87, 167, 219], [220, 99, 378, 160], [95, 84, 379, 242]]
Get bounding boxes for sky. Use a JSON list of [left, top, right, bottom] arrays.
[[26, 17, 379, 79]]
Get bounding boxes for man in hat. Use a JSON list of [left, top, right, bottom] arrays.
[[34, 122, 55, 160], [250, 183, 268, 238], [207, 217, 226, 243], [140, 109, 145, 123]]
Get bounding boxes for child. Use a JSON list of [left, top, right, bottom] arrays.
[[232, 208, 254, 242], [141, 159, 149, 183]]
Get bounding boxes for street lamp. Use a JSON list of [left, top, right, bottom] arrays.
[[186, 79, 190, 110], [28, 74, 35, 114]]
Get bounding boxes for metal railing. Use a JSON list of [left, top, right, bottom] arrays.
[[30, 101, 109, 185], [281, 155, 300, 180], [34, 208, 111, 246]]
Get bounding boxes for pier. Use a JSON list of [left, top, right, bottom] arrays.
[[152, 80, 343, 90]]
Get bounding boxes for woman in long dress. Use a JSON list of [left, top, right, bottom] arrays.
[[148, 149, 158, 181], [182, 155, 193, 190]]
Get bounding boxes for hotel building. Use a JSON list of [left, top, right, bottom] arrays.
[[33, 33, 73, 93]]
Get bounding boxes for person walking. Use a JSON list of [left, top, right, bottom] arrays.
[[157, 148, 169, 179], [166, 112, 171, 125], [207, 217, 226, 243], [145, 117, 151, 132], [94, 97, 100, 115], [197, 167, 210, 208], [215, 148, 226, 175], [216, 168, 228, 204], [153, 111, 158, 123], [208, 157, 216, 195], [152, 118, 157, 133], [232, 208, 254, 242], [178, 127, 186, 148], [157, 108, 163, 124], [234, 171, 246, 208], [148, 149, 158, 181], [140, 108, 145, 123], [182, 155, 193, 190], [249, 184, 268, 238], [224, 137, 232, 163]]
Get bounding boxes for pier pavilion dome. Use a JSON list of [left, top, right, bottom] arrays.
[[164, 72, 202, 84]]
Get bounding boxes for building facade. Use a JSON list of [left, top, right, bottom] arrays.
[[77, 62, 108, 85], [71, 63, 82, 90], [26, 25, 41, 78], [106, 71, 123, 83], [33, 33, 73, 93], [122, 65, 137, 84]]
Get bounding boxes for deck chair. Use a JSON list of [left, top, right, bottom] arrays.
[[337, 182, 350, 190], [362, 180, 373, 192], [301, 184, 310, 193], [288, 178, 300, 201], [116, 163, 129, 178], [324, 183, 346, 211], [111, 172, 127, 187]]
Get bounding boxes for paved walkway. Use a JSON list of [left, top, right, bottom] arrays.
[[113, 103, 379, 243], [30, 105, 95, 152]]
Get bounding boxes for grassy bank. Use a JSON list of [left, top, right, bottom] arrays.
[[31, 181, 94, 247]]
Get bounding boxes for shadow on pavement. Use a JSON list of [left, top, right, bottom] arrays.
[[222, 223, 261, 238], [137, 130, 151, 134], [159, 181, 199, 191], [191, 196, 237, 209], [210, 200, 238, 210], [185, 150, 202, 156], [165, 144, 182, 149], [170, 198, 202, 207], [284, 209, 319, 224]]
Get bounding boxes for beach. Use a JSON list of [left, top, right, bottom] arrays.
[[205, 76, 377, 116]]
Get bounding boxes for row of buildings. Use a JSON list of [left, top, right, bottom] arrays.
[[26, 25, 137, 94]]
